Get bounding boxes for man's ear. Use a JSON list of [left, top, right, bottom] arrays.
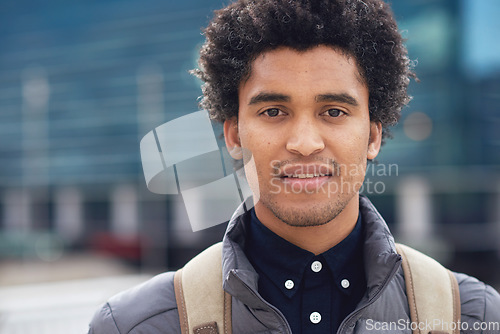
[[367, 122, 382, 160], [224, 117, 242, 159]]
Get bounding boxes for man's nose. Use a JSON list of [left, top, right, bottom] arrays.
[[285, 119, 325, 156]]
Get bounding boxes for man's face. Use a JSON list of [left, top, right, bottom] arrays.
[[224, 45, 382, 227]]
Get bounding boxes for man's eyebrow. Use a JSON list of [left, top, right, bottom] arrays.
[[316, 93, 359, 106], [248, 92, 290, 105]]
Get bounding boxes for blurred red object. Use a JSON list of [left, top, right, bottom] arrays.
[[90, 233, 145, 261]]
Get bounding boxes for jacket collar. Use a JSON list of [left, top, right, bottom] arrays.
[[221, 195, 401, 308], [357, 196, 401, 301]]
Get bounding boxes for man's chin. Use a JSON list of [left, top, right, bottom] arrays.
[[257, 190, 358, 227], [264, 200, 344, 228]]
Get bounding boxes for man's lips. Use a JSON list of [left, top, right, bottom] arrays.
[[279, 164, 333, 178], [270, 163, 335, 193]]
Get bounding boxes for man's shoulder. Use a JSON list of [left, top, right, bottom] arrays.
[[454, 271, 500, 323], [88, 271, 181, 334]]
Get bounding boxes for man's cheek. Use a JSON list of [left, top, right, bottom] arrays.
[[269, 177, 282, 195], [334, 163, 366, 194]]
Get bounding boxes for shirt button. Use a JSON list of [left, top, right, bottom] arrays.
[[284, 279, 294, 290], [341, 278, 350, 289], [311, 260, 322, 272], [310, 312, 321, 324]]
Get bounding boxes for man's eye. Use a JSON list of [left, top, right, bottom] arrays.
[[324, 109, 345, 117], [262, 108, 282, 117]]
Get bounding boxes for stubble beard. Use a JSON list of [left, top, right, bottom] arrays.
[[258, 181, 357, 227], [248, 156, 366, 227]]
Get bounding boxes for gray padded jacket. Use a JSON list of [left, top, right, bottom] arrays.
[[89, 196, 500, 333]]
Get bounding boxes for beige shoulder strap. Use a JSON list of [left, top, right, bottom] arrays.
[[396, 243, 461, 334], [174, 242, 232, 334]]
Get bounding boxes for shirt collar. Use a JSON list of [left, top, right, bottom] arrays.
[[322, 213, 364, 296], [245, 209, 314, 298], [244, 209, 364, 299]]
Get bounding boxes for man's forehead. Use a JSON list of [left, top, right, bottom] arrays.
[[243, 45, 367, 88], [239, 46, 368, 102]]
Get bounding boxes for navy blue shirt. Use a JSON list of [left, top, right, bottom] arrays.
[[244, 209, 366, 334]]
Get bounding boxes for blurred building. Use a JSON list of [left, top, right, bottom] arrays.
[[0, 0, 499, 288], [375, 0, 500, 285]]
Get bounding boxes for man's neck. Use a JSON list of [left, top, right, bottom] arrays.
[[254, 194, 360, 255]]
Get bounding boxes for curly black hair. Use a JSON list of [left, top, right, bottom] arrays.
[[193, 0, 415, 142]]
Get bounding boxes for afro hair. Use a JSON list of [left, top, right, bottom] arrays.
[[193, 0, 416, 142]]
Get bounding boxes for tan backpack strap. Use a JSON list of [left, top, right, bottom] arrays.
[[174, 242, 232, 334], [396, 243, 460, 334]]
